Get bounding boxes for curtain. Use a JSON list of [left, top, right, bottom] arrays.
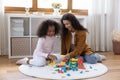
[[110, 0, 120, 30], [0, 0, 7, 55], [87, 0, 113, 51]]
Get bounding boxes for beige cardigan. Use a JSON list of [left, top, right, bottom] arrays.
[[61, 30, 94, 58]]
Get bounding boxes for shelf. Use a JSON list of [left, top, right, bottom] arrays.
[[8, 14, 87, 58]]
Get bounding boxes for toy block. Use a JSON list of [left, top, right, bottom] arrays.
[[78, 58, 85, 69], [49, 61, 56, 66]]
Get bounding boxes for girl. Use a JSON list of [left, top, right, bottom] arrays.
[[16, 19, 60, 66], [61, 13, 106, 64]]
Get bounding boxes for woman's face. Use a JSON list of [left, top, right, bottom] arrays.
[[47, 26, 55, 37], [63, 20, 74, 32]]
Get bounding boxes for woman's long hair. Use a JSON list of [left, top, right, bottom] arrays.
[[61, 13, 88, 39]]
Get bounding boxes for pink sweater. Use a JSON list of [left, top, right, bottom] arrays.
[[33, 36, 56, 58]]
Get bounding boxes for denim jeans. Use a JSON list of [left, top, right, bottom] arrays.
[[70, 44, 100, 64], [76, 53, 101, 64]]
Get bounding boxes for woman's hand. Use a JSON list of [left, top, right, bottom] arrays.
[[47, 54, 57, 61], [64, 53, 70, 60]]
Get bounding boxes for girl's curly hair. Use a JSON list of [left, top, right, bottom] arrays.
[[37, 19, 60, 37]]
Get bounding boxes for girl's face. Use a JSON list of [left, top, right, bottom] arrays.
[[63, 20, 75, 32], [47, 26, 55, 37]]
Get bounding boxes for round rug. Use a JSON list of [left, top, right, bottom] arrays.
[[19, 63, 108, 79]]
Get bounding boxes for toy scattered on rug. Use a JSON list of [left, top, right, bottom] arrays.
[[49, 55, 65, 67], [49, 61, 56, 66], [49, 57, 86, 73]]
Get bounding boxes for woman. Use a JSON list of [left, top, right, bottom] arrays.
[[61, 13, 106, 64]]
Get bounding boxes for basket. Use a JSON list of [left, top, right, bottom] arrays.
[[112, 40, 120, 55]]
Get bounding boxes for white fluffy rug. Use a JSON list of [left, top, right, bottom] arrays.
[[19, 63, 108, 80]]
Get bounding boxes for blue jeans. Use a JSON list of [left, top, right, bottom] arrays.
[[70, 44, 100, 64], [76, 53, 101, 64]]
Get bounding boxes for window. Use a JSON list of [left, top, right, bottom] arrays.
[[72, 0, 89, 9], [38, 0, 67, 9], [4, 0, 32, 8], [4, 0, 88, 15]]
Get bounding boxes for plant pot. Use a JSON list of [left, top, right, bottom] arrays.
[[112, 40, 120, 55], [53, 8, 60, 16]]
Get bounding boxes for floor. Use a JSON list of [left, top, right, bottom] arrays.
[[0, 52, 120, 80]]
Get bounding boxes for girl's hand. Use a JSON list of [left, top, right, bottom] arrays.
[[64, 53, 70, 60], [47, 54, 57, 61]]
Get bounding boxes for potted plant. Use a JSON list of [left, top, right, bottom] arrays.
[[112, 30, 120, 55], [51, 2, 62, 15]]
